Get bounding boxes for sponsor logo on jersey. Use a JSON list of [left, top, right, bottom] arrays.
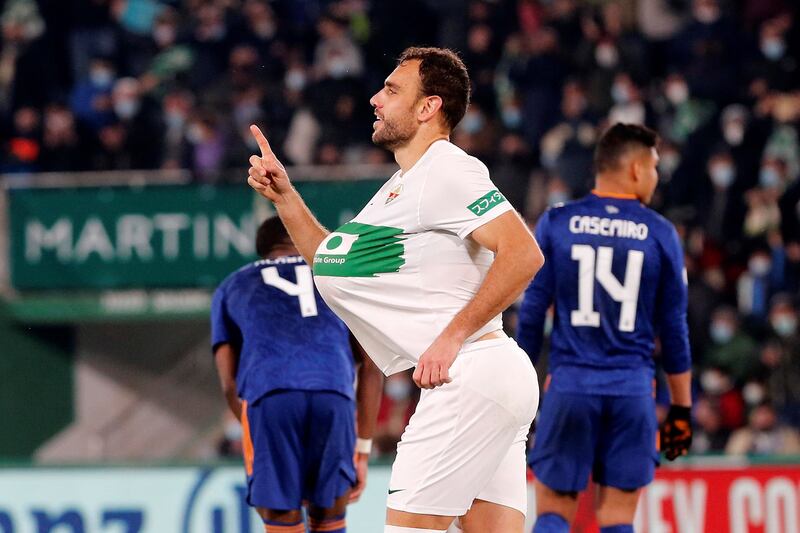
[[467, 189, 506, 216], [313, 222, 405, 277], [385, 183, 403, 204]]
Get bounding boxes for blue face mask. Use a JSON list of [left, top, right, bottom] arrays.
[[710, 164, 735, 188], [762, 39, 786, 61], [710, 322, 734, 344], [460, 112, 484, 134], [501, 108, 522, 129], [759, 167, 781, 188]]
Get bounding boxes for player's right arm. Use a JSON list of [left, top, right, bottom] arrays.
[[656, 223, 693, 460], [214, 343, 243, 421], [516, 210, 556, 363], [211, 284, 243, 421], [247, 125, 329, 264]]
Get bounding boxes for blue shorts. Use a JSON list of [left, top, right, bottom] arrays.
[[528, 390, 659, 492], [242, 390, 356, 510]]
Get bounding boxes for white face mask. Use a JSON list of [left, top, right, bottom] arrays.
[[611, 82, 630, 104], [90, 68, 114, 87], [666, 82, 689, 105], [771, 314, 797, 337], [285, 69, 306, 91], [723, 123, 745, 146], [385, 379, 411, 401], [114, 99, 140, 120], [327, 58, 349, 79], [595, 44, 619, 68], [742, 382, 766, 405], [709, 163, 735, 188], [748, 256, 772, 276]]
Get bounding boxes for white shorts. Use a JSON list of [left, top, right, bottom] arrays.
[[387, 337, 539, 517]]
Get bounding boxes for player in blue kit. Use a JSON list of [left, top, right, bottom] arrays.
[[212, 216, 384, 533], [517, 124, 693, 533]]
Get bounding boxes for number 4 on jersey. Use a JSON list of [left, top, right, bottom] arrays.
[[571, 244, 644, 332], [261, 265, 319, 317]]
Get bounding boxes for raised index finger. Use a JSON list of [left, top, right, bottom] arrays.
[[250, 124, 273, 157]]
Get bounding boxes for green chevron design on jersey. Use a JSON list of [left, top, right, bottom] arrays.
[[468, 189, 507, 216], [313, 222, 405, 277]]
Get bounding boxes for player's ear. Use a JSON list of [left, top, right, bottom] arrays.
[[418, 95, 443, 123]]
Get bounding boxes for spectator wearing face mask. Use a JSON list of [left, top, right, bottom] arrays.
[[746, 13, 798, 93], [761, 295, 800, 426], [659, 72, 716, 144], [110, 77, 162, 169], [725, 402, 800, 455], [704, 305, 760, 385], [702, 150, 747, 246], [692, 397, 732, 453], [699, 367, 746, 430], [1, 105, 40, 173], [738, 242, 786, 319], [70, 56, 117, 131]]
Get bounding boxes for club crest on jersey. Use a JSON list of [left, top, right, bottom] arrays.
[[385, 184, 403, 204]]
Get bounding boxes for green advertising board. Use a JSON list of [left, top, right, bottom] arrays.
[[8, 181, 383, 290]]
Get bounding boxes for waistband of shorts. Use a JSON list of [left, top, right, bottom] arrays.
[[459, 336, 516, 354]]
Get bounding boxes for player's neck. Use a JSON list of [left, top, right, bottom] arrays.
[[394, 129, 450, 174], [593, 175, 639, 200]]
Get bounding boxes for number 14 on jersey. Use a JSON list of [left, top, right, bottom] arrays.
[[571, 244, 644, 332]]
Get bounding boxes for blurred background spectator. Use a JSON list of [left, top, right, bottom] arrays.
[[2, 0, 800, 457]]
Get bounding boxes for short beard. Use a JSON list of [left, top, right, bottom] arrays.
[[372, 117, 416, 151]]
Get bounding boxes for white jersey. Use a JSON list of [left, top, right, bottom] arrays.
[[313, 140, 515, 375]]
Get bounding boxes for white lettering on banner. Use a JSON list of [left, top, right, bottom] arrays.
[[214, 215, 254, 259], [672, 480, 706, 533], [74, 218, 115, 261], [25, 219, 72, 262], [730, 478, 763, 533], [153, 214, 191, 260], [765, 478, 799, 533], [645, 480, 673, 533], [193, 215, 209, 259], [117, 215, 154, 261], [23, 214, 255, 265], [634, 479, 708, 533]]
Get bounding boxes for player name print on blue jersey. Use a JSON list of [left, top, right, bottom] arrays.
[[568, 215, 649, 240]]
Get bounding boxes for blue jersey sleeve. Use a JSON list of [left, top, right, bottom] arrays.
[[656, 224, 691, 374], [211, 284, 241, 352], [516, 210, 555, 363]]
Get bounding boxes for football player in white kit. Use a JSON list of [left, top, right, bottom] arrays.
[[247, 47, 542, 533]]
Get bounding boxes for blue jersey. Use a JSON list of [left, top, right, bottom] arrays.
[[517, 192, 691, 396], [211, 255, 355, 404]]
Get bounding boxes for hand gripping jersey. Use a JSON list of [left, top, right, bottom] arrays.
[[313, 140, 514, 375], [211, 255, 355, 403], [517, 192, 691, 396]]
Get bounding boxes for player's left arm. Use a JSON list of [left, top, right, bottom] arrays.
[[414, 210, 544, 388], [350, 335, 384, 502], [657, 224, 693, 460]]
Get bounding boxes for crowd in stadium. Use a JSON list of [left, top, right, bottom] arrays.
[[3, 0, 800, 457]]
